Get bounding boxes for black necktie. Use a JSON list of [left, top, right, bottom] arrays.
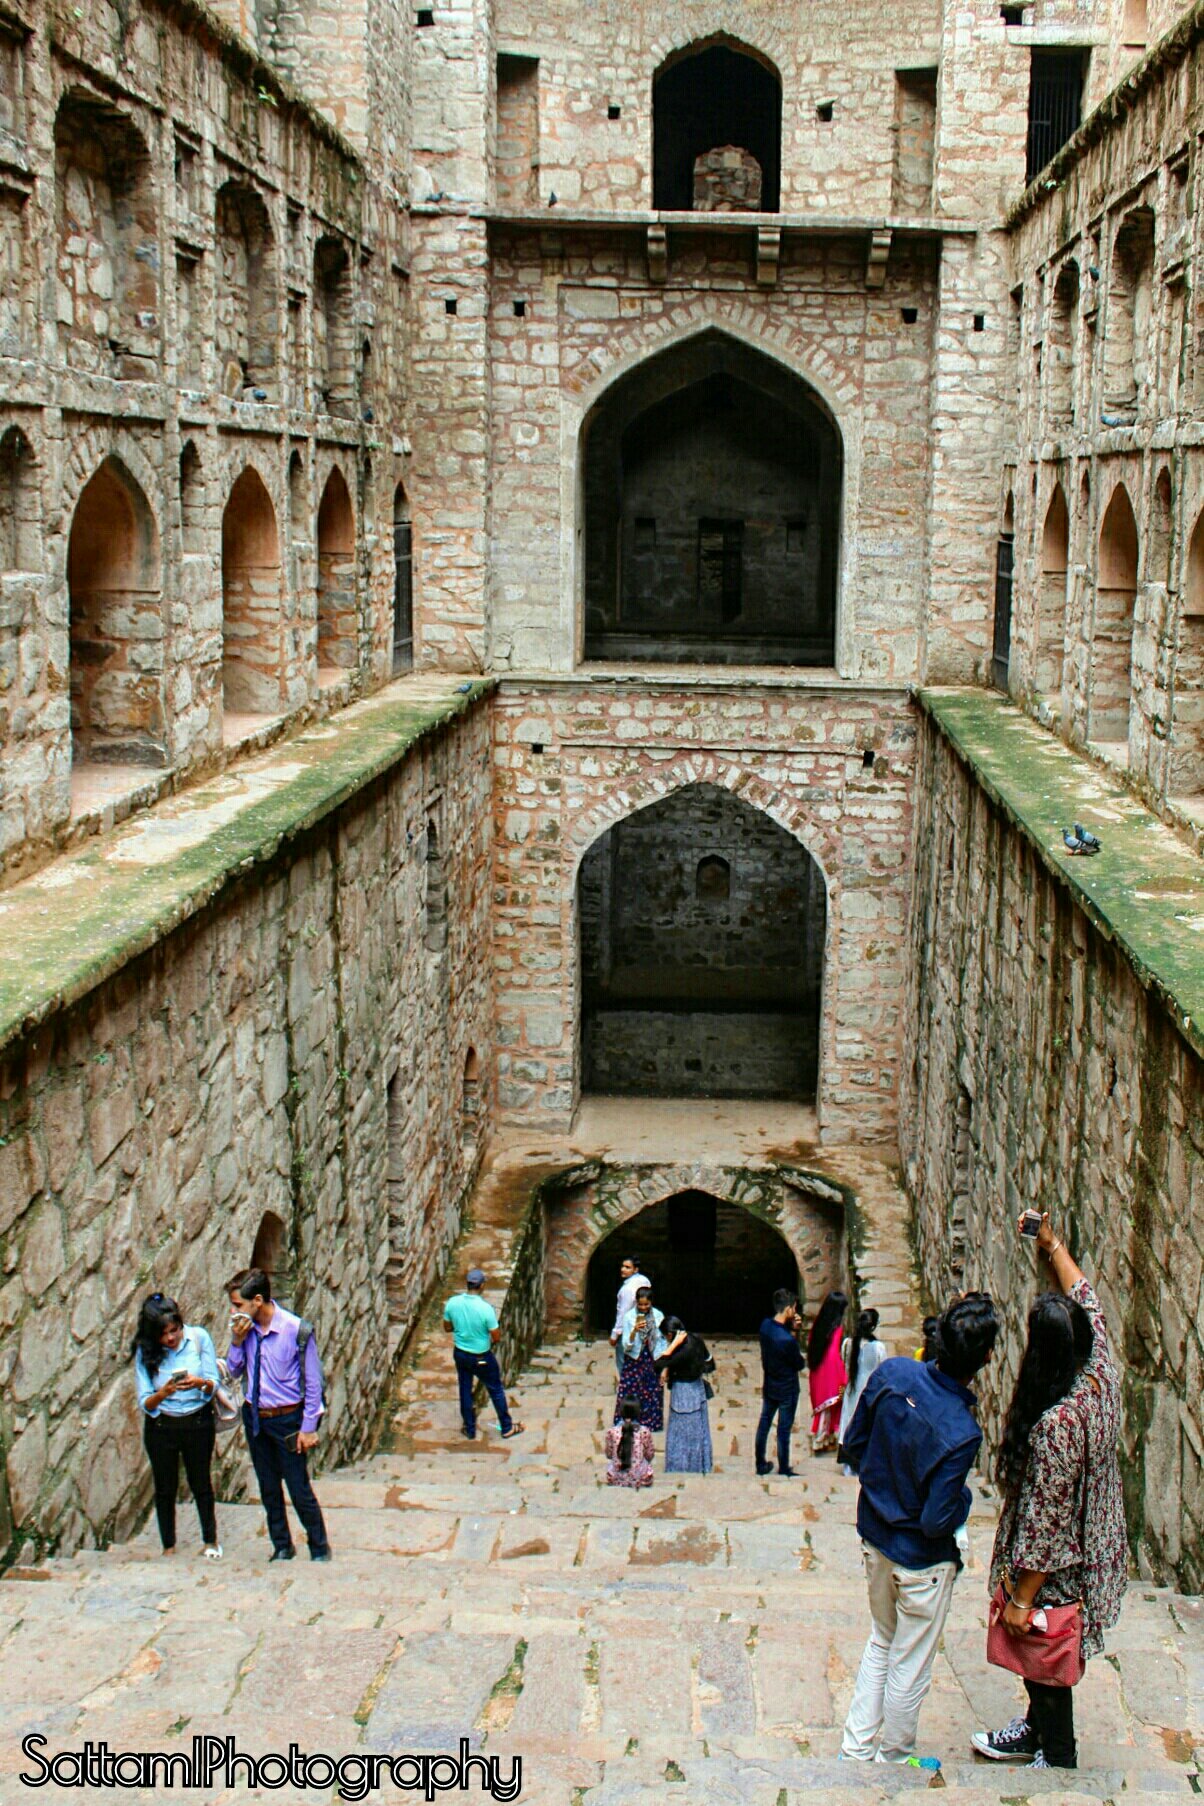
[[250, 1333, 263, 1436]]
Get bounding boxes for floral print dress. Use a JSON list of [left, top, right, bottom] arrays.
[[989, 1280, 1127, 1660]]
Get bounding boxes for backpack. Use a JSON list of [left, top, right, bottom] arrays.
[[296, 1318, 326, 1419]]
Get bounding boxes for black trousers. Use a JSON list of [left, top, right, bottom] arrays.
[[1025, 1678, 1076, 1767], [143, 1404, 217, 1548], [755, 1388, 798, 1472], [242, 1405, 329, 1556]]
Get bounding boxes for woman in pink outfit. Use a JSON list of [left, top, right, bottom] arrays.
[[605, 1395, 655, 1488], [807, 1290, 849, 1453]]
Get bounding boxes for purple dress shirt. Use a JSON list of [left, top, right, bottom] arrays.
[[226, 1303, 324, 1434]]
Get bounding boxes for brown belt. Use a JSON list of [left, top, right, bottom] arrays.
[[257, 1402, 302, 1417]]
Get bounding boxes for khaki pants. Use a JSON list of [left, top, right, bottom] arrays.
[[840, 1541, 959, 1762]]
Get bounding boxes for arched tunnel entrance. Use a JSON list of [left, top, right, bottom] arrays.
[[585, 1189, 801, 1334], [578, 782, 826, 1100]]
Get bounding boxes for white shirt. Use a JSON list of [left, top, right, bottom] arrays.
[[612, 1271, 650, 1340]]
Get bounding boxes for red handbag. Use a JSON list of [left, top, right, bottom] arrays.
[[986, 1584, 1085, 1687]]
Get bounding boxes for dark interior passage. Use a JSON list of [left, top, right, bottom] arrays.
[[579, 782, 825, 1099], [653, 43, 782, 211], [583, 331, 841, 666], [586, 1191, 801, 1333]]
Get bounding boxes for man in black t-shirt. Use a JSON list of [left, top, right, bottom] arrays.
[[755, 1288, 806, 1476]]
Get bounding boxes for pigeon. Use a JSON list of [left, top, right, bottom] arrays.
[[456, 681, 474, 693], [1062, 827, 1100, 857], [1073, 823, 1101, 851]]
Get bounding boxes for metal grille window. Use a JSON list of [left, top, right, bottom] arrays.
[[1026, 50, 1086, 185], [991, 535, 1014, 690], [392, 516, 413, 673]]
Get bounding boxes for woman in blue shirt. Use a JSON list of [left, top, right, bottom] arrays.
[[615, 1285, 668, 1432], [132, 1293, 222, 1559]]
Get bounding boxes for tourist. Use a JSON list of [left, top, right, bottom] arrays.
[[808, 1288, 849, 1454], [657, 1314, 715, 1474], [839, 1290, 999, 1765], [604, 1395, 655, 1488], [610, 1255, 650, 1377], [131, 1292, 222, 1561], [838, 1307, 888, 1475], [755, 1287, 806, 1476], [442, 1267, 525, 1442], [616, 1284, 666, 1431], [972, 1213, 1125, 1770], [226, 1267, 332, 1562], [915, 1315, 940, 1362]]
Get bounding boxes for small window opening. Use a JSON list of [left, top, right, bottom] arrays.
[[513, 298, 526, 317], [698, 519, 743, 623], [416, 6, 434, 23], [444, 296, 457, 315], [862, 747, 876, 770], [696, 854, 731, 901], [786, 515, 808, 556], [901, 306, 918, 324], [425, 818, 448, 954], [530, 741, 544, 754], [1001, 4, 1025, 23], [816, 101, 834, 123], [973, 313, 986, 332], [608, 104, 621, 120]]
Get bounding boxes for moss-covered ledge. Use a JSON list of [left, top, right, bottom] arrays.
[[0, 677, 494, 1058], [918, 687, 1204, 1062]]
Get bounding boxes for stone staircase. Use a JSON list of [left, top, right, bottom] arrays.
[[2, 1323, 1202, 1803]]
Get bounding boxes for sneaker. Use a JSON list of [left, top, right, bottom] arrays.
[[755, 1463, 774, 1476], [268, 1547, 295, 1562], [1027, 1751, 1049, 1768], [971, 1716, 1039, 1762]]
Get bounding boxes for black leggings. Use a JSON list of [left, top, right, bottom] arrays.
[[144, 1405, 217, 1548], [1025, 1678, 1076, 1768]]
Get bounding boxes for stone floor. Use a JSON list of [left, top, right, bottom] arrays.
[[2, 1323, 1202, 1803]]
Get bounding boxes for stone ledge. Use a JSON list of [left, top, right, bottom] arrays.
[[0, 676, 494, 1058], [918, 685, 1204, 1062]]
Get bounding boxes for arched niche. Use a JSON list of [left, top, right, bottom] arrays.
[[0, 425, 38, 571], [249, 1209, 294, 1308], [68, 456, 165, 770], [1091, 482, 1139, 745], [1171, 507, 1204, 795], [653, 40, 782, 211], [581, 330, 842, 666], [214, 180, 278, 399], [577, 781, 827, 1100], [221, 465, 282, 723], [1037, 483, 1069, 695], [392, 482, 413, 674], [54, 92, 158, 379], [316, 464, 356, 677]]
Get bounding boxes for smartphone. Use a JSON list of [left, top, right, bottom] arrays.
[[1020, 1210, 1043, 1238], [284, 1431, 301, 1454]]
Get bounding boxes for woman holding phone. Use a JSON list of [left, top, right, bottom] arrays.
[[131, 1292, 223, 1560], [616, 1284, 667, 1431]]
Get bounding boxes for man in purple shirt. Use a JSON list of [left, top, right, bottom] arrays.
[[226, 1267, 331, 1562]]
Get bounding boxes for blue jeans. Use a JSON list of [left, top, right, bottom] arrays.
[[756, 1388, 798, 1472], [454, 1346, 513, 1437], [242, 1405, 330, 1556]]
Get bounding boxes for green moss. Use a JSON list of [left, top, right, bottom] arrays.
[[918, 688, 1204, 1064], [0, 682, 494, 1059]]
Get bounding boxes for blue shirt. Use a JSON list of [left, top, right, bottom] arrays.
[[759, 1316, 806, 1400], [842, 1355, 981, 1570], [135, 1325, 220, 1417], [443, 1292, 499, 1353], [620, 1305, 666, 1361]]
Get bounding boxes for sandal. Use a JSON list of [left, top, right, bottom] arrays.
[[501, 1423, 525, 1439], [203, 1545, 224, 1561]]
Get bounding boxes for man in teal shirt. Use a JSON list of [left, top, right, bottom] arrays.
[[443, 1268, 525, 1441]]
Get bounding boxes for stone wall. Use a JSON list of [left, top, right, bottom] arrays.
[[492, 678, 915, 1142], [902, 704, 1204, 1588], [0, 696, 493, 1559]]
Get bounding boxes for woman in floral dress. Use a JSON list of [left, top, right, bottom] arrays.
[[605, 1395, 655, 1488], [615, 1285, 667, 1432], [972, 1212, 1127, 1770]]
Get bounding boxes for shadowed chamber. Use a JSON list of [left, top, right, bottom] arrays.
[[586, 1190, 801, 1333], [583, 331, 842, 666], [578, 782, 825, 1099]]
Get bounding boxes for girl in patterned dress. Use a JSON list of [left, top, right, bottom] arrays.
[[972, 1212, 1127, 1771]]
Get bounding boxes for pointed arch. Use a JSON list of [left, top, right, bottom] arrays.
[[392, 481, 414, 674], [1037, 483, 1069, 694], [316, 464, 356, 677], [179, 439, 203, 555], [0, 424, 38, 571], [1171, 506, 1204, 794], [221, 465, 282, 722], [653, 37, 782, 210], [1091, 482, 1139, 744]]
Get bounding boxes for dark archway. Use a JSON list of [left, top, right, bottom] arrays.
[[583, 332, 841, 665], [578, 782, 826, 1099], [585, 1190, 800, 1333], [653, 42, 782, 211]]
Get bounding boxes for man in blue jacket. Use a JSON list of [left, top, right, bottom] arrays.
[[839, 1291, 998, 1766], [755, 1288, 806, 1476]]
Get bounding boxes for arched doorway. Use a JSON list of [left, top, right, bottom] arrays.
[[1037, 483, 1069, 695], [316, 464, 356, 678], [585, 1190, 800, 1333], [582, 331, 842, 665], [652, 41, 782, 211], [68, 456, 165, 772], [221, 465, 282, 726], [578, 782, 826, 1099]]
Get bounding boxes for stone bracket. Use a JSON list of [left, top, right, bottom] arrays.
[[647, 224, 667, 283], [865, 228, 892, 289], [755, 226, 781, 287]]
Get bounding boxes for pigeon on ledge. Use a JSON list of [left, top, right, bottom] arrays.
[[1062, 827, 1100, 857], [1073, 823, 1101, 851]]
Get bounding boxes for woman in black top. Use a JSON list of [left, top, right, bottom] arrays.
[[657, 1316, 715, 1474]]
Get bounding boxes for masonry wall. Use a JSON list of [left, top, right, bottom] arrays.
[[0, 700, 493, 1558], [492, 679, 915, 1143], [903, 707, 1204, 1588]]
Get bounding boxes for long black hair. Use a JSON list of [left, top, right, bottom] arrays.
[[130, 1292, 184, 1380], [996, 1291, 1095, 1494], [846, 1307, 880, 1390], [617, 1395, 640, 1470], [808, 1289, 849, 1368]]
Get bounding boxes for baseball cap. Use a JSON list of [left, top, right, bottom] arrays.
[[466, 1268, 486, 1286]]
